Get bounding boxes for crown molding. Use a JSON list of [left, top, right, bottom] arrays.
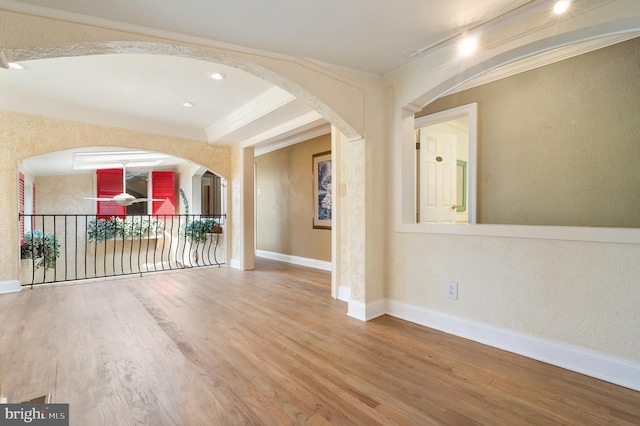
[[0, 0, 299, 64], [383, 0, 619, 86], [449, 33, 639, 95]]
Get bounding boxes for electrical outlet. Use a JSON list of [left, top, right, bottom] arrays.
[[446, 281, 458, 300]]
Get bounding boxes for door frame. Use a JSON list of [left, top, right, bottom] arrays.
[[415, 103, 477, 224]]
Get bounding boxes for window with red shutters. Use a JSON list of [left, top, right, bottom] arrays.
[[96, 169, 125, 219], [19, 172, 24, 245], [152, 171, 175, 215]]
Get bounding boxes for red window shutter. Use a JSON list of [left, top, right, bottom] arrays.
[[96, 169, 125, 219], [152, 171, 175, 215], [19, 172, 24, 245]]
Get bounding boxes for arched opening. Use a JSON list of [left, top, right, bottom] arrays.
[[18, 147, 229, 285], [4, 43, 361, 295], [397, 25, 640, 243]]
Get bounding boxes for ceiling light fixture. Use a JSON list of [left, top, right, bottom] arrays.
[[459, 35, 478, 56], [181, 101, 194, 107], [8, 62, 24, 70], [209, 72, 225, 80], [553, 1, 570, 14], [404, 0, 537, 59]]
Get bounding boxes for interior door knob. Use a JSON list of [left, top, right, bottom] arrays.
[[451, 204, 458, 210]]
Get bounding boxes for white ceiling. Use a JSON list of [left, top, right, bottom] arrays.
[[1, 0, 549, 174], [0, 53, 316, 144], [1, 0, 532, 74]]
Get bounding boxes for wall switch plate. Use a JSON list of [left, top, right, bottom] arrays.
[[446, 281, 458, 300]]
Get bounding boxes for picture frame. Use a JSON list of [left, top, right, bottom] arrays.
[[312, 151, 332, 229]]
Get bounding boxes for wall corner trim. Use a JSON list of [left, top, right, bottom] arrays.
[[0, 280, 21, 294], [338, 286, 351, 302], [347, 299, 385, 322], [386, 299, 640, 393], [229, 258, 242, 270]]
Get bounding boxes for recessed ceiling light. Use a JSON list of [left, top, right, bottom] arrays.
[[459, 36, 478, 56], [209, 72, 225, 80], [8, 62, 24, 70], [553, 1, 570, 14], [181, 101, 194, 107]]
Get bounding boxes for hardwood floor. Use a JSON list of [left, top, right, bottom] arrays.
[[0, 258, 638, 425]]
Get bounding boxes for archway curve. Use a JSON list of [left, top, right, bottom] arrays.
[[8, 107, 231, 181], [20, 146, 225, 183], [396, 17, 640, 237], [408, 18, 640, 110], [6, 40, 361, 141]]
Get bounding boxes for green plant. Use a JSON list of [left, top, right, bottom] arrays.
[[22, 230, 60, 271], [179, 188, 189, 216], [181, 218, 220, 243], [87, 217, 165, 243]]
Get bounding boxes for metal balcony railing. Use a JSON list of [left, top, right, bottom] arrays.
[[18, 214, 226, 287]]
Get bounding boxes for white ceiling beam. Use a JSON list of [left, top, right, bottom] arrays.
[[240, 111, 326, 148], [206, 87, 296, 143], [254, 123, 331, 156]]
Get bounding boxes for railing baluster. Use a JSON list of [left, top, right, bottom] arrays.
[[169, 215, 175, 270], [120, 218, 125, 276], [146, 213, 152, 272], [63, 215, 68, 282], [179, 215, 185, 269], [19, 213, 226, 287], [75, 215, 78, 281]]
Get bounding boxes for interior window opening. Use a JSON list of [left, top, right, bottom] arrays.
[[414, 103, 477, 225], [126, 172, 149, 215]]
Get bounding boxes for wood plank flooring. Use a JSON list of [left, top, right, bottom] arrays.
[[0, 258, 638, 425]]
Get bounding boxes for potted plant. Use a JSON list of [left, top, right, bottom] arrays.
[[87, 216, 165, 243], [181, 218, 222, 244], [21, 230, 60, 270]]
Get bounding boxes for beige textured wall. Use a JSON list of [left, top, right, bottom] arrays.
[[419, 37, 640, 227], [388, 233, 640, 362], [229, 144, 254, 269], [255, 134, 331, 261], [35, 173, 94, 214]]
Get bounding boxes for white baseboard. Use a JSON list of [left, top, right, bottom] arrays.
[[229, 258, 241, 269], [0, 280, 21, 294], [348, 299, 385, 321], [338, 286, 350, 302], [386, 299, 640, 392], [256, 250, 332, 271]]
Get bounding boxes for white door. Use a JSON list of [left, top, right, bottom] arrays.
[[419, 129, 457, 223]]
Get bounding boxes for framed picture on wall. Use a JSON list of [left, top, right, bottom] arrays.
[[312, 151, 332, 229]]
